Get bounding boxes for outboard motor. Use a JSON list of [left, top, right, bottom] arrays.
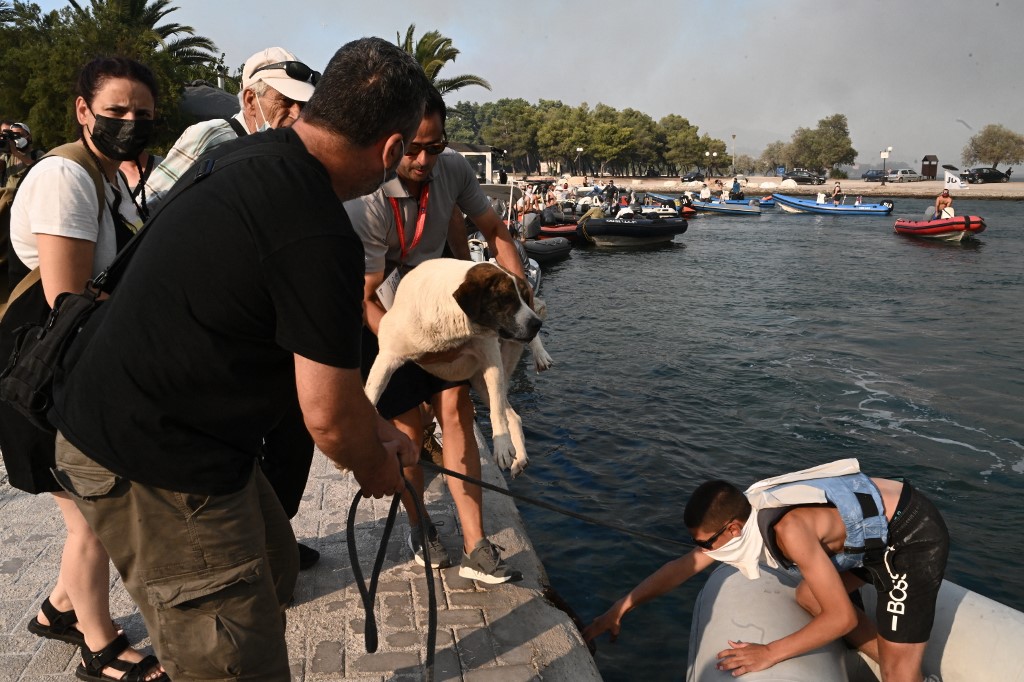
[[522, 212, 542, 239]]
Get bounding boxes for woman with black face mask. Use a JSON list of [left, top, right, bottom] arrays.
[[3, 57, 168, 682]]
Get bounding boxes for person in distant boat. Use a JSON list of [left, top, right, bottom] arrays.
[[730, 177, 742, 200], [577, 203, 606, 224], [699, 182, 711, 202], [832, 181, 843, 205], [933, 189, 953, 219], [583, 460, 949, 682], [604, 180, 617, 205]]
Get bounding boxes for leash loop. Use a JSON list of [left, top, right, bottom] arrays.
[[347, 477, 437, 682]]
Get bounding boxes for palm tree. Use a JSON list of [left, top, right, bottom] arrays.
[[396, 24, 490, 95], [68, 0, 217, 66]]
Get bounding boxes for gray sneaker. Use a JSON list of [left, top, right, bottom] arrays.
[[458, 539, 523, 584], [408, 524, 451, 569]]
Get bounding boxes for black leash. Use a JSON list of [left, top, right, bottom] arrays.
[[345, 457, 692, 681], [347, 478, 437, 682], [420, 460, 693, 550]]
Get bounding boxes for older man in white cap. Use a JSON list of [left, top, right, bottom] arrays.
[[145, 46, 318, 210], [144, 47, 323, 572]]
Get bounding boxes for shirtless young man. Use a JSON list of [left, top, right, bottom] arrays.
[[584, 462, 949, 682], [934, 189, 953, 219]]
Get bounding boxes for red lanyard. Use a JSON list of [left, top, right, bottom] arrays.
[[388, 185, 430, 261]]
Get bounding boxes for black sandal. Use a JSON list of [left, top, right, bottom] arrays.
[[27, 597, 124, 648], [76, 633, 169, 682], [27, 597, 86, 647]]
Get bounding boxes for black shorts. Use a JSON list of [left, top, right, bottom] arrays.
[[359, 327, 466, 420], [852, 481, 949, 643]]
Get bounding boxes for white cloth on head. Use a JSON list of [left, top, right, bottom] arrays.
[[705, 458, 863, 580]]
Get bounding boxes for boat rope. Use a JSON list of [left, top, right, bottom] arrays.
[[578, 218, 593, 244], [420, 459, 694, 549], [347, 477, 438, 682]]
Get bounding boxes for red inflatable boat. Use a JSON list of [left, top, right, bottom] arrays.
[[893, 215, 986, 241]]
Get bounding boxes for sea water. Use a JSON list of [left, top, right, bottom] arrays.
[[496, 198, 1024, 681]]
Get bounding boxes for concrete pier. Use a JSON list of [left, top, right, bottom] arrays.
[[0, 429, 600, 681]]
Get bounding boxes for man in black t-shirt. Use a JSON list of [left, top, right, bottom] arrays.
[[49, 38, 430, 680]]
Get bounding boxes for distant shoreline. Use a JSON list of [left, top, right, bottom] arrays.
[[524, 175, 1024, 200]]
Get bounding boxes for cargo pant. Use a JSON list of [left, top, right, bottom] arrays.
[[54, 433, 299, 681]]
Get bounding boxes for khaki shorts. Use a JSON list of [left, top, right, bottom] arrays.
[[54, 433, 298, 681]]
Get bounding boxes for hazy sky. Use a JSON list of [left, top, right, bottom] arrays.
[[33, 0, 1024, 169]]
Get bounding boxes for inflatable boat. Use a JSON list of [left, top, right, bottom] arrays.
[[522, 236, 572, 265], [893, 215, 986, 242], [687, 564, 1024, 681], [772, 193, 894, 216], [576, 217, 687, 247], [690, 199, 762, 216]]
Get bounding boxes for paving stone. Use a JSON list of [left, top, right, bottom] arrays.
[[349, 651, 420, 672], [310, 640, 344, 674], [0, 435, 599, 681]]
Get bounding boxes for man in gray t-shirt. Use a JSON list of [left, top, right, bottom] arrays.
[[346, 86, 527, 584]]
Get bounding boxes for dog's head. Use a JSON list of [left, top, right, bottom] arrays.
[[453, 263, 542, 342]]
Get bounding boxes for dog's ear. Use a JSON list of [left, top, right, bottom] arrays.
[[454, 278, 484, 319], [454, 263, 501, 321]]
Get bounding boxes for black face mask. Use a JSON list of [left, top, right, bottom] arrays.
[[89, 112, 154, 161]]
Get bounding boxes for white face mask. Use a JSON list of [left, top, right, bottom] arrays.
[[703, 509, 766, 579], [15, 135, 29, 150], [254, 95, 272, 133]]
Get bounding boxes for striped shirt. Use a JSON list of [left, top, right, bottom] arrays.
[[144, 112, 247, 211]]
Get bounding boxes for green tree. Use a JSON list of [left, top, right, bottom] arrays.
[[781, 114, 855, 172], [757, 140, 787, 174], [477, 98, 536, 173], [961, 124, 1024, 169], [813, 113, 857, 171], [659, 114, 701, 175], [69, 0, 217, 66], [447, 101, 483, 143], [617, 108, 658, 175], [0, 0, 219, 149], [397, 24, 490, 96], [535, 100, 588, 175]]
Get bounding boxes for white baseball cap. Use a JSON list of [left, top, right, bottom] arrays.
[[241, 47, 317, 102]]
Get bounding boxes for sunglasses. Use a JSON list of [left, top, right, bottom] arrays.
[[691, 518, 736, 550], [405, 139, 448, 157], [251, 61, 320, 85]]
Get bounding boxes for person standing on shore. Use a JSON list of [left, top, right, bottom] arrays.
[[933, 188, 953, 219], [346, 85, 526, 584], [146, 46, 324, 571], [48, 38, 428, 679]]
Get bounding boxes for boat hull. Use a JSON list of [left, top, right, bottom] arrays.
[[772, 193, 894, 215], [688, 564, 1024, 681], [690, 200, 762, 216], [523, 236, 572, 264], [578, 217, 687, 246], [894, 215, 986, 241], [537, 223, 583, 242]]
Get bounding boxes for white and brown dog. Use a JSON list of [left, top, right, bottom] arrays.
[[364, 258, 552, 477]]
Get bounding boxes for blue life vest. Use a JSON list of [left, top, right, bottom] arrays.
[[757, 474, 888, 572]]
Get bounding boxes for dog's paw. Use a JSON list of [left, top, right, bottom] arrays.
[[532, 297, 547, 319], [492, 436, 516, 470], [529, 337, 553, 372], [532, 349, 553, 373], [510, 454, 529, 478]]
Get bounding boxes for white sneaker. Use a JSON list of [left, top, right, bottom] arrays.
[[458, 539, 522, 584], [408, 524, 451, 569]]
